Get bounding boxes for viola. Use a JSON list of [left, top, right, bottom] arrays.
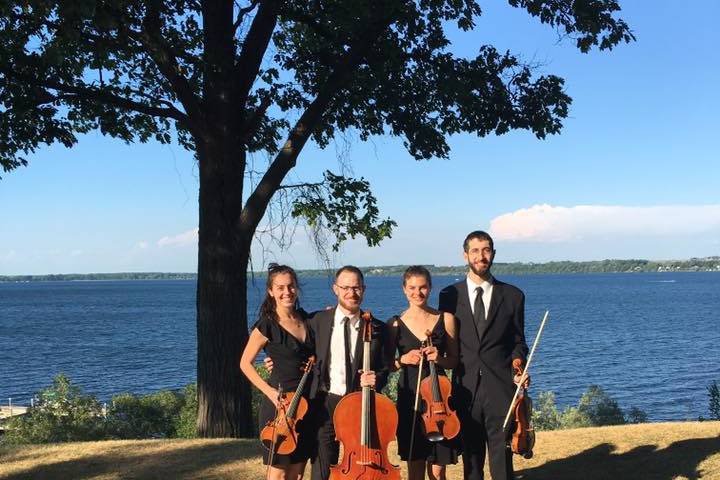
[[419, 329, 460, 442], [260, 356, 315, 456], [330, 312, 400, 480], [509, 358, 535, 459]]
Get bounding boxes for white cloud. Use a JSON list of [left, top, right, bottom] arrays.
[[135, 241, 149, 250], [157, 228, 199, 248], [70, 249, 83, 257], [489, 204, 720, 242]]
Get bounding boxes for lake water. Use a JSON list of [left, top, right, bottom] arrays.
[[1, 272, 719, 421]]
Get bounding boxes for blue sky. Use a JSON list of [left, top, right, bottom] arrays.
[[2, 1, 719, 275]]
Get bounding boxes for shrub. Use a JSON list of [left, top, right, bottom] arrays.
[[709, 380, 720, 420], [532, 391, 561, 431], [626, 406, 648, 424], [105, 389, 185, 439], [3, 374, 105, 444], [174, 383, 198, 438], [559, 406, 593, 429], [577, 385, 626, 426]]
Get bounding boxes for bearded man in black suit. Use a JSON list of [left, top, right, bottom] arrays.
[[439, 231, 528, 480]]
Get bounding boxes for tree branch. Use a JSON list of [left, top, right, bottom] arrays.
[[240, 15, 393, 235], [234, 0, 279, 110], [138, 2, 204, 128], [234, 0, 261, 32], [277, 181, 324, 190], [2, 67, 187, 122]]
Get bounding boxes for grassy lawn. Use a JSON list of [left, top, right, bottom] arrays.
[[1, 421, 718, 479]]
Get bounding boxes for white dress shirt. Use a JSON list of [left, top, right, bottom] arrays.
[[328, 307, 361, 396], [467, 275, 494, 319]]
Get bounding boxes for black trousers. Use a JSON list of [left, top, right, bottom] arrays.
[[461, 383, 514, 480], [309, 392, 343, 480]]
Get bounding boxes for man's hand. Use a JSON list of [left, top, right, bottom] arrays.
[[514, 372, 531, 389], [264, 356, 274, 373], [359, 370, 377, 388]]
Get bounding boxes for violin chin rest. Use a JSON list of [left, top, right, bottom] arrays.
[[427, 432, 445, 443]]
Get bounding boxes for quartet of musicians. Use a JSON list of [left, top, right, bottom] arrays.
[[239, 230, 529, 480]]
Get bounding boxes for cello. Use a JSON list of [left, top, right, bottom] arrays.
[[330, 312, 401, 480], [260, 356, 315, 456], [418, 329, 460, 442]]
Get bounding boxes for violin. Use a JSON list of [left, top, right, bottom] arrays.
[[260, 356, 315, 456], [509, 358, 535, 459], [419, 329, 460, 442], [330, 312, 400, 480], [503, 310, 549, 460]]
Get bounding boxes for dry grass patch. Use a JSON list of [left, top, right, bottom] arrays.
[[1, 422, 718, 479]]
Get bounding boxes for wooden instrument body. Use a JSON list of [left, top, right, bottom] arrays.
[[510, 392, 535, 458], [260, 391, 309, 454], [329, 312, 400, 480], [259, 356, 315, 456], [419, 370, 460, 442], [509, 358, 535, 459], [330, 391, 400, 479], [418, 331, 460, 442]]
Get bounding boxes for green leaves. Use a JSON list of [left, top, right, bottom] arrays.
[[291, 170, 397, 251]]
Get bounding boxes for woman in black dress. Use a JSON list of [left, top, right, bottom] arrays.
[[240, 264, 315, 480], [386, 266, 459, 480]]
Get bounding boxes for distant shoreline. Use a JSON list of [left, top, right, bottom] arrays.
[[2, 257, 720, 282]]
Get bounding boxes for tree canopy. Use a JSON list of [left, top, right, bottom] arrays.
[[0, 0, 634, 436]]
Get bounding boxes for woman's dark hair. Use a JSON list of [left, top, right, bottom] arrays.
[[402, 265, 432, 288], [259, 263, 300, 322]]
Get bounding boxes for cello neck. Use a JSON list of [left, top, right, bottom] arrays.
[[360, 313, 373, 447]]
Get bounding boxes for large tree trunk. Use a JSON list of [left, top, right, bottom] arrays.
[[196, 139, 254, 437]]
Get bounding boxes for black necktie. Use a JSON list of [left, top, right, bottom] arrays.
[[343, 317, 353, 394], [474, 286, 486, 326]]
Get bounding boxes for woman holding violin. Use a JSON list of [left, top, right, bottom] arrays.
[[240, 264, 315, 480], [386, 266, 459, 480]]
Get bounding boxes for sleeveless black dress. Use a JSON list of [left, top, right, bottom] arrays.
[[254, 313, 315, 465], [393, 314, 459, 464]]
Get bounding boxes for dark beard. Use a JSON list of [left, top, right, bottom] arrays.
[[469, 262, 491, 278]]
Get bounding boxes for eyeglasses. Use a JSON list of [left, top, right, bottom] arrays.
[[335, 285, 364, 294]]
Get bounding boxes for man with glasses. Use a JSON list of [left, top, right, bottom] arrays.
[[268, 265, 389, 480]]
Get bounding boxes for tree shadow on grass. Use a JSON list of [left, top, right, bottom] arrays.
[[1, 440, 264, 480], [517, 436, 720, 480]]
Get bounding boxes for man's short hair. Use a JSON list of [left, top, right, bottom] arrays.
[[335, 265, 365, 284], [463, 230, 495, 252]]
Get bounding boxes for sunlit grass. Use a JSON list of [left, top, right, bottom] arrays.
[[0, 422, 718, 479]]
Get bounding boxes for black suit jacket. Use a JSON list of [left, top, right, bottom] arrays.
[[439, 278, 528, 413], [307, 307, 389, 398]]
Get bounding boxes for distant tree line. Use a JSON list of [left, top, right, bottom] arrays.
[[2, 257, 720, 283], [0, 272, 196, 282]]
